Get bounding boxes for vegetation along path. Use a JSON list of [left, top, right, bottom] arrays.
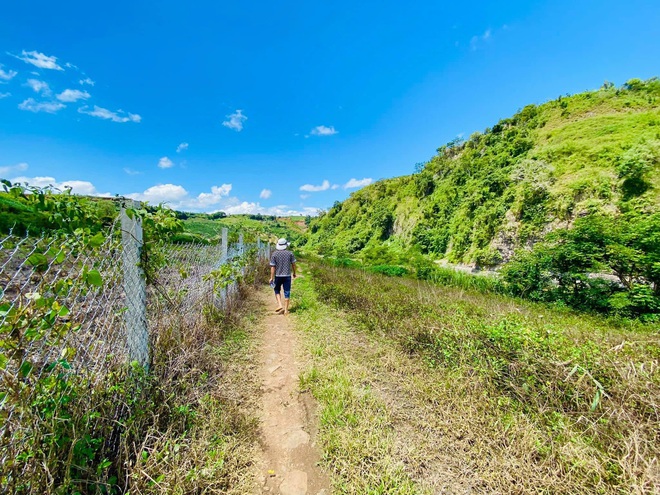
[[256, 287, 330, 495], [290, 263, 659, 494]]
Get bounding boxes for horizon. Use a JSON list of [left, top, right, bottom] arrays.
[[1, 0, 659, 215]]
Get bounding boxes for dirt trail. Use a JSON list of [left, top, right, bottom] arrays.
[[256, 289, 330, 495]]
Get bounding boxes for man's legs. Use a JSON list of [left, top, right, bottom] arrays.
[[274, 279, 284, 312], [282, 276, 292, 315]]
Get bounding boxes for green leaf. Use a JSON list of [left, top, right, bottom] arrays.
[[27, 253, 49, 271], [88, 232, 106, 248], [19, 360, 34, 378], [590, 389, 602, 411], [55, 250, 67, 264], [85, 270, 103, 287]]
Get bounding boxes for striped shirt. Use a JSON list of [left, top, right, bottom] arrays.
[[270, 249, 296, 277]]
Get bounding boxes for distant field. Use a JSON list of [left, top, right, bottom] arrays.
[[182, 215, 307, 243]]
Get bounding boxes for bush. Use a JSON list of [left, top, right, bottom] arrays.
[[369, 265, 409, 277], [331, 257, 362, 269]]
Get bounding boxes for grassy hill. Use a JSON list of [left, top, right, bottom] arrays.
[[307, 78, 660, 264], [306, 78, 660, 316]]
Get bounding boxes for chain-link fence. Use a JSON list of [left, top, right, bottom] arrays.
[[0, 207, 269, 492]]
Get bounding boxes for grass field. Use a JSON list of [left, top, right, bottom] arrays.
[[293, 261, 660, 494]]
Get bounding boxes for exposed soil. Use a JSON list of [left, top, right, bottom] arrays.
[[256, 288, 330, 495]]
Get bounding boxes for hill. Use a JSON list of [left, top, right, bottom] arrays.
[[305, 78, 660, 316], [307, 78, 660, 262]]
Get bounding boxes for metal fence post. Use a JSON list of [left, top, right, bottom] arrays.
[[238, 233, 245, 277], [221, 228, 228, 262], [120, 200, 149, 369], [220, 228, 228, 308]]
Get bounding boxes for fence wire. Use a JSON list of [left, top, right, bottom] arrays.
[[0, 219, 267, 491]]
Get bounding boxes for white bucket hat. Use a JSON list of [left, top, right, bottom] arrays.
[[276, 238, 289, 250]]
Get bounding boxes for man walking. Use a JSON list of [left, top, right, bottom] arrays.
[[269, 238, 297, 315]]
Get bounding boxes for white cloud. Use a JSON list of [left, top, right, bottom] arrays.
[[300, 179, 330, 192], [79, 77, 95, 86], [0, 162, 28, 176], [260, 188, 272, 199], [176, 142, 189, 153], [344, 177, 373, 189], [123, 167, 141, 176], [56, 89, 91, 102], [300, 194, 310, 199], [59, 180, 106, 196], [0, 92, 10, 99], [221, 202, 320, 217], [310, 125, 338, 136], [470, 29, 492, 51], [158, 157, 174, 169], [222, 109, 247, 131], [14, 50, 64, 70], [126, 182, 318, 215], [78, 105, 141, 123], [9, 175, 111, 196], [126, 183, 233, 210], [26, 79, 50, 94], [18, 98, 65, 113], [331, 184, 340, 190], [127, 184, 188, 203], [187, 184, 233, 208], [0, 66, 17, 81]]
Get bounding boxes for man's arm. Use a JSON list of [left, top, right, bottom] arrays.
[[270, 265, 275, 283], [292, 262, 297, 278]]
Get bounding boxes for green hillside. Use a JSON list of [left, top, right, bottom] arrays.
[[308, 78, 660, 264], [306, 78, 660, 316]]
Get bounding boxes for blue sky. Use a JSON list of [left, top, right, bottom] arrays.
[[1, 0, 658, 215]]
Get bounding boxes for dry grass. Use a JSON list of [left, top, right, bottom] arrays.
[[295, 262, 660, 494], [123, 281, 265, 494], [0, 256, 267, 494], [295, 274, 423, 494]]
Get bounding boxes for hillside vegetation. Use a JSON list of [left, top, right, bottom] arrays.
[[306, 78, 660, 316]]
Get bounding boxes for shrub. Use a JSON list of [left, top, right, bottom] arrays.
[[369, 265, 409, 277]]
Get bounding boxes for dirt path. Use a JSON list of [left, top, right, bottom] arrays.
[[256, 289, 330, 495]]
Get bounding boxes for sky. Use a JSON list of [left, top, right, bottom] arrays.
[[1, 0, 659, 215]]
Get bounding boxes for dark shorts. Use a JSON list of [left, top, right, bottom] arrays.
[[274, 276, 292, 298]]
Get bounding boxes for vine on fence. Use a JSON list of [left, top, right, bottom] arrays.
[[1, 182, 261, 493]]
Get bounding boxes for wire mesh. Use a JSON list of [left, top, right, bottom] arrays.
[[0, 218, 270, 491]]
